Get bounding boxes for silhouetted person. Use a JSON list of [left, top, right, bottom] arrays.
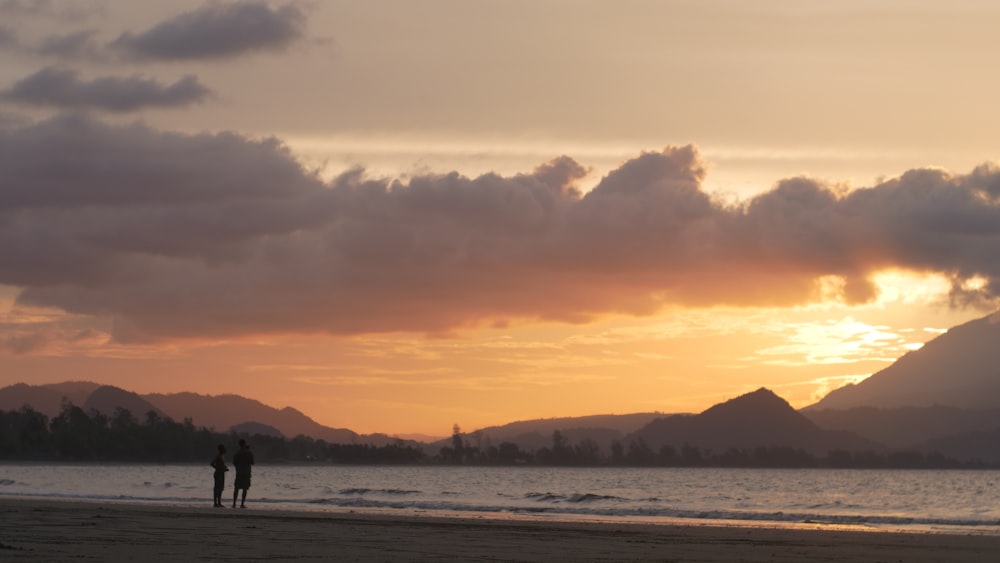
[[232, 439, 254, 508], [210, 444, 228, 507]]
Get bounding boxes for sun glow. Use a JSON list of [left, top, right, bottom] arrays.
[[869, 270, 952, 305]]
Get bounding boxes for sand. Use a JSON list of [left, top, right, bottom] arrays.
[[1, 498, 998, 562]]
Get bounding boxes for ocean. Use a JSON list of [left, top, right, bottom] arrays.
[[2, 464, 998, 534]]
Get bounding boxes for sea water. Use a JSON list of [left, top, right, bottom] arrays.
[[2, 464, 999, 534]]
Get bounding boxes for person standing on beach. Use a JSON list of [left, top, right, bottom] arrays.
[[210, 444, 228, 507], [232, 439, 254, 508]]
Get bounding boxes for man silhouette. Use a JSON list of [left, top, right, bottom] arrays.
[[232, 439, 254, 508]]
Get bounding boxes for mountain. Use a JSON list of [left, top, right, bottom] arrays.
[[915, 427, 1000, 464], [802, 405, 1000, 449], [83, 385, 166, 421], [0, 381, 102, 417], [809, 312, 1000, 410], [479, 413, 668, 436], [631, 388, 879, 455], [0, 382, 403, 446], [429, 412, 667, 453], [142, 391, 362, 444], [230, 421, 284, 438]]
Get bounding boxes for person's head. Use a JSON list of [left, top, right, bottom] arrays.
[[239, 439, 248, 449], [217, 444, 226, 454]]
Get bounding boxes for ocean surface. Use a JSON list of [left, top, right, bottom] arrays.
[[2, 464, 999, 534]]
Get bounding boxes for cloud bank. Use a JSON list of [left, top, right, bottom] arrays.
[[2, 67, 212, 111], [2, 115, 1000, 343], [111, 1, 307, 61]]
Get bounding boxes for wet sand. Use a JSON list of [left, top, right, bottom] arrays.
[[2, 497, 998, 561]]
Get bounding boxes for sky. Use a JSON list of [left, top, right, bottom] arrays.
[[1, 0, 999, 438]]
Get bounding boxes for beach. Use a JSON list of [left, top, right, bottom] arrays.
[[1, 498, 998, 562]]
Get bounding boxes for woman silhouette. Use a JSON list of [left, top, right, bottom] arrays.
[[210, 444, 228, 507]]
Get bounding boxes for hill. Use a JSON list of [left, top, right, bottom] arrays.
[[431, 412, 667, 453], [0, 382, 398, 446], [83, 385, 166, 421], [809, 312, 1000, 410], [630, 388, 880, 456], [802, 405, 1000, 449], [143, 391, 362, 444], [0, 381, 101, 416], [799, 311, 1000, 460]]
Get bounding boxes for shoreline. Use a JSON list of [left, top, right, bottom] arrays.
[[3, 491, 998, 537], [3, 497, 1000, 561]]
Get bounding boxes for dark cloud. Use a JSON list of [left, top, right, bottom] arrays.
[[2, 115, 1000, 343], [1, 67, 212, 111], [110, 1, 307, 61]]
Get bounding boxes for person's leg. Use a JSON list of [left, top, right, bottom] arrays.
[[232, 486, 238, 508], [240, 488, 248, 507]]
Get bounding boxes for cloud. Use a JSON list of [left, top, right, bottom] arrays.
[[110, 1, 307, 61], [0, 0, 105, 22], [2, 115, 1000, 343], [34, 29, 105, 60], [0, 26, 17, 49], [1, 67, 212, 111], [0, 28, 105, 60]]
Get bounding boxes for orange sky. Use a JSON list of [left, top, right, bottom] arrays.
[[0, 1, 998, 436]]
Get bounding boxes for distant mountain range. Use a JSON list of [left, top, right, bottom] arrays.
[[4, 311, 1000, 461], [0, 382, 400, 447], [440, 311, 1000, 462], [429, 413, 666, 453], [631, 388, 879, 456], [808, 313, 1000, 410], [799, 311, 1000, 462]]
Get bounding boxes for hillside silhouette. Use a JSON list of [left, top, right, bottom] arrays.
[[0, 383, 393, 446], [84, 385, 165, 421], [0, 381, 101, 416], [803, 405, 1000, 448], [630, 388, 878, 456], [800, 311, 1000, 462], [429, 413, 665, 453], [143, 391, 362, 444], [6, 310, 1000, 463], [809, 312, 1000, 410]]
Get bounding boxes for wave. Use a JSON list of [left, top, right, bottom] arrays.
[[292, 496, 1000, 528], [3, 487, 999, 530], [338, 488, 420, 496], [526, 492, 626, 503], [288, 496, 1000, 529]]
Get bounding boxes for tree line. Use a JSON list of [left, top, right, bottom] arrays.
[[439, 429, 985, 469], [0, 403, 423, 464], [1, 405, 987, 468]]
